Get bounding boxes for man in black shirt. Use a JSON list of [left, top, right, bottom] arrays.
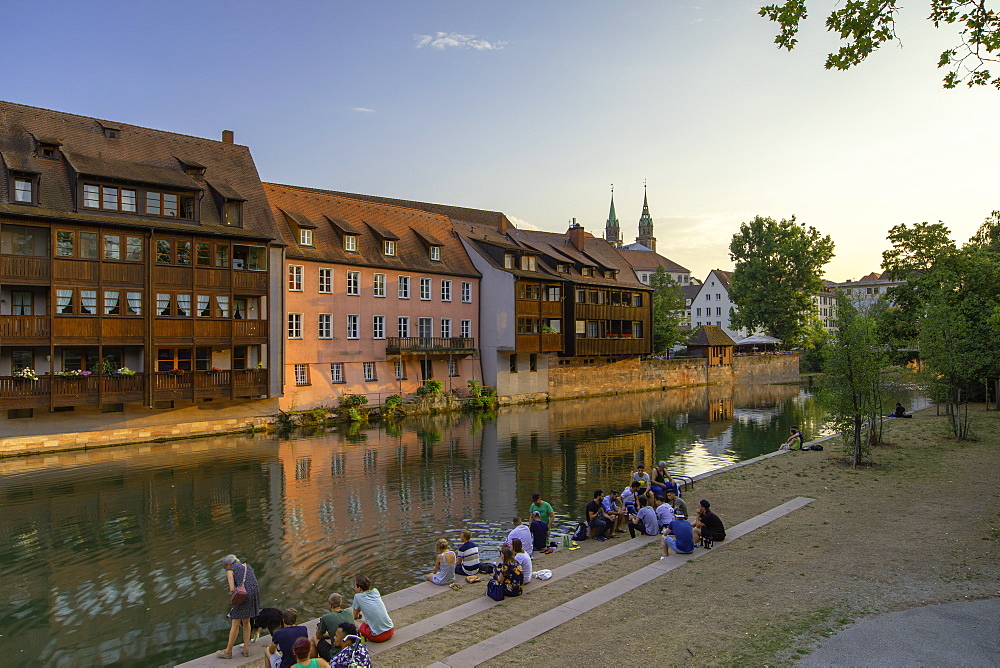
[[586, 490, 614, 541], [692, 499, 726, 546]]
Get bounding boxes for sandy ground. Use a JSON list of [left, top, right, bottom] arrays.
[[373, 404, 1000, 666]]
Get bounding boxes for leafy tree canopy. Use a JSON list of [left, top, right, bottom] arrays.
[[760, 0, 1000, 88], [728, 215, 835, 347], [650, 266, 689, 354]]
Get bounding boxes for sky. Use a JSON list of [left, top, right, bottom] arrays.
[[3, 0, 998, 281]]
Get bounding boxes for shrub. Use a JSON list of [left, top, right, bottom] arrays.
[[339, 394, 369, 408], [424, 378, 443, 394], [384, 394, 403, 411]]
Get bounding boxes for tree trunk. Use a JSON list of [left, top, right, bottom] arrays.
[[853, 414, 862, 468]]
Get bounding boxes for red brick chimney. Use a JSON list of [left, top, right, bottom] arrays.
[[498, 214, 508, 234], [568, 218, 585, 251], [221, 130, 234, 144]]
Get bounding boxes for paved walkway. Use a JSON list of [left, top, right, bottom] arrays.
[[428, 497, 814, 667], [798, 598, 1000, 667]]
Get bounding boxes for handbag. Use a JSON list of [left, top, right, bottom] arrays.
[[230, 564, 249, 605], [486, 578, 505, 602]]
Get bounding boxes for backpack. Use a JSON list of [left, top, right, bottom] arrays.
[[572, 522, 589, 541]]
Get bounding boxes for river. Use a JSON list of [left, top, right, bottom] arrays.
[[0, 384, 926, 666]]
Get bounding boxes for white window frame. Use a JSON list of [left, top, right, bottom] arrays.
[[318, 268, 332, 294], [373, 315, 385, 339], [430, 246, 441, 261], [287, 265, 303, 291], [346, 314, 359, 339], [394, 360, 405, 380], [347, 271, 360, 296], [441, 280, 452, 302], [330, 362, 344, 383], [373, 273, 386, 298], [441, 317, 452, 338], [461, 281, 472, 303], [383, 240, 396, 256], [418, 316, 433, 338], [318, 313, 332, 339], [419, 277, 431, 300], [299, 229, 313, 246], [294, 364, 309, 386], [344, 235, 357, 252], [460, 319, 471, 338], [398, 275, 410, 299], [448, 358, 457, 377], [397, 316, 409, 337], [363, 361, 376, 381], [287, 313, 303, 339]]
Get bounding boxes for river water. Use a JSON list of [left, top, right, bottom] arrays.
[[0, 384, 926, 666]]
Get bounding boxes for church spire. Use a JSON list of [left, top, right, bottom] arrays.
[[636, 180, 656, 252], [605, 184, 621, 247]]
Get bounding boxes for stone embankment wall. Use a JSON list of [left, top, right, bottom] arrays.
[[547, 353, 799, 401]]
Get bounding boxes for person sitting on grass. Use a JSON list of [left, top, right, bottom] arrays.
[[665, 488, 688, 518], [494, 545, 524, 597], [506, 516, 534, 555], [691, 499, 726, 546], [631, 463, 651, 493], [586, 490, 615, 541], [661, 510, 695, 558], [621, 481, 642, 515], [424, 537, 457, 586], [601, 489, 628, 534], [627, 495, 659, 538], [781, 426, 805, 450], [329, 623, 370, 668], [351, 575, 395, 642], [650, 461, 678, 499], [315, 594, 354, 661], [653, 495, 675, 530], [455, 530, 482, 581], [511, 537, 533, 584], [266, 609, 308, 668], [890, 402, 912, 418], [529, 511, 549, 552]]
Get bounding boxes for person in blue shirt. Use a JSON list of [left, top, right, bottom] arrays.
[[601, 489, 627, 534], [661, 510, 695, 558], [627, 495, 659, 538]]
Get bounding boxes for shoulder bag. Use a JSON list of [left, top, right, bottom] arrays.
[[230, 564, 249, 605]]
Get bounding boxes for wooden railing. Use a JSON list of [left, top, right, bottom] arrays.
[[385, 337, 476, 354], [54, 259, 99, 282], [233, 270, 268, 291], [1, 255, 51, 282], [0, 315, 49, 338], [195, 268, 231, 288], [233, 319, 268, 338], [102, 262, 144, 284]]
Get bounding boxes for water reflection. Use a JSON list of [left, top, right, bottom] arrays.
[[0, 384, 922, 666]]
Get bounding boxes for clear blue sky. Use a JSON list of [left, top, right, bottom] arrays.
[[4, 0, 997, 281]]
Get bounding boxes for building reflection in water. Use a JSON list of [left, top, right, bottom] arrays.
[[0, 383, 905, 666]]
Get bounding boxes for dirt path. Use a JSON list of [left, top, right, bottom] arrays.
[[375, 404, 1000, 666]]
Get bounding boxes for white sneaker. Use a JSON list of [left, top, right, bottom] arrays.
[[660, 556, 667, 560]]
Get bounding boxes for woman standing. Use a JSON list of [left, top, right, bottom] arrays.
[[424, 538, 457, 585], [217, 554, 261, 659]]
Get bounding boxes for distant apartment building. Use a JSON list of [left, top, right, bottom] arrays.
[[828, 271, 904, 312], [813, 280, 838, 331], [0, 101, 282, 430], [680, 280, 702, 329], [263, 184, 481, 409], [689, 269, 757, 341]]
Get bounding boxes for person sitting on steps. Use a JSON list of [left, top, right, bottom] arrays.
[[586, 490, 616, 541]]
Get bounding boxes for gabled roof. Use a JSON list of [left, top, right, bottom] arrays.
[[0, 101, 278, 240], [263, 183, 480, 278], [616, 248, 689, 273], [708, 269, 733, 292], [512, 228, 650, 290], [688, 325, 735, 347]]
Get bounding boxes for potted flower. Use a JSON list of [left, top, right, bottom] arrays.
[[13, 367, 38, 381], [60, 369, 92, 378], [116, 367, 137, 376], [211, 366, 223, 372], [170, 368, 183, 375]]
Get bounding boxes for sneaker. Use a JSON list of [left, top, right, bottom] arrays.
[[595, 536, 607, 541], [659, 556, 667, 560]]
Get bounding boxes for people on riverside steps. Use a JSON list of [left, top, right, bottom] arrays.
[[627, 495, 659, 538], [529, 511, 550, 552], [216, 554, 261, 659], [781, 426, 805, 450], [661, 510, 696, 558], [665, 488, 688, 518], [425, 537, 457, 585], [621, 481, 642, 514], [329, 623, 371, 667], [266, 609, 308, 668], [291, 636, 330, 668], [602, 489, 628, 534], [315, 593, 355, 660], [692, 499, 727, 547], [654, 495, 676, 530], [352, 575, 395, 642], [506, 516, 533, 555], [586, 490, 616, 541], [454, 530, 482, 578]]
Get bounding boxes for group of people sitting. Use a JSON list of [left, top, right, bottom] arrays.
[[264, 575, 392, 668], [584, 462, 727, 559]]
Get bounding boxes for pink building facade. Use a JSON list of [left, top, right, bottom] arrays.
[[264, 184, 481, 410]]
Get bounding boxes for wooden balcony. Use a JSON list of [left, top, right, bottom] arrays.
[[385, 337, 476, 355], [233, 319, 268, 340], [233, 270, 268, 292], [152, 369, 269, 401], [1, 255, 51, 283], [54, 259, 99, 282], [516, 333, 564, 353], [0, 315, 50, 341]]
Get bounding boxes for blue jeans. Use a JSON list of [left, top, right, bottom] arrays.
[[664, 536, 693, 554]]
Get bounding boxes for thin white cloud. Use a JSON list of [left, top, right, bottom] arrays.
[[352, 107, 375, 113], [414, 32, 508, 51], [506, 215, 541, 231]]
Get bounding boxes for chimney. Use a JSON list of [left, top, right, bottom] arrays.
[[498, 214, 508, 235], [221, 130, 234, 144], [568, 218, 585, 250]]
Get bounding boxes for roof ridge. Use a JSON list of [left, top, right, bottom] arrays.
[[263, 183, 452, 224]]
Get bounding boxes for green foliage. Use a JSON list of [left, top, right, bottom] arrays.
[[466, 387, 498, 410], [89, 358, 117, 375], [339, 394, 369, 408], [759, 1, 1000, 89], [822, 294, 889, 467], [467, 379, 483, 398], [417, 378, 443, 396], [650, 266, 689, 354], [306, 407, 329, 424], [383, 394, 403, 411], [729, 215, 835, 347], [347, 407, 366, 422], [798, 315, 834, 373]]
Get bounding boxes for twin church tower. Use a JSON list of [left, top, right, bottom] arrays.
[[603, 184, 656, 252]]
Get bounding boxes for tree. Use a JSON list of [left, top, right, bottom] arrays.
[[728, 215, 835, 347], [822, 293, 889, 467], [760, 1, 1000, 89], [650, 266, 689, 354]]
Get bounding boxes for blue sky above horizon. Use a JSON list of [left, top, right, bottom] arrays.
[[3, 0, 997, 281]]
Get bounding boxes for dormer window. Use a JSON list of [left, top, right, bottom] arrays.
[[581, 266, 594, 277], [344, 234, 358, 252], [429, 246, 441, 261], [36, 138, 61, 160], [83, 184, 137, 212], [556, 263, 568, 273], [300, 229, 314, 246], [504, 253, 514, 269], [101, 124, 121, 140], [383, 240, 396, 256], [520, 255, 537, 271], [12, 175, 37, 205], [223, 200, 242, 226], [604, 269, 617, 280]]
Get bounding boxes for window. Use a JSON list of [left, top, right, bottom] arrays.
[[716, 294, 721, 301], [529, 354, 538, 372], [417, 317, 432, 338], [604, 269, 616, 279], [397, 316, 410, 337], [460, 319, 471, 338], [347, 271, 360, 296], [157, 348, 193, 372], [576, 289, 586, 303], [346, 314, 359, 339], [1, 224, 48, 255], [633, 294, 643, 307], [581, 267, 594, 277], [176, 241, 191, 265], [517, 318, 540, 333], [576, 320, 586, 338], [509, 354, 518, 373], [197, 295, 211, 317], [520, 255, 537, 271], [330, 363, 344, 383], [224, 201, 242, 227], [462, 282, 472, 303], [11, 349, 33, 373], [441, 280, 452, 302], [363, 361, 376, 381], [556, 263, 569, 273], [232, 245, 266, 271], [544, 285, 562, 301], [103, 291, 120, 315], [441, 318, 452, 338], [419, 277, 431, 300], [448, 358, 458, 377], [392, 360, 405, 380], [504, 253, 514, 269], [430, 246, 441, 261], [319, 268, 332, 293], [13, 176, 35, 204], [517, 283, 540, 300], [300, 229, 313, 246], [696, 308, 702, 316], [215, 295, 229, 318], [383, 240, 396, 256], [716, 307, 721, 316], [373, 273, 386, 298], [55, 231, 98, 259], [216, 244, 230, 267], [633, 321, 643, 338], [318, 314, 332, 339], [398, 276, 410, 299], [155, 239, 171, 263], [83, 184, 137, 212], [54, 289, 97, 315], [373, 315, 385, 339], [288, 265, 303, 291], [344, 234, 358, 252], [587, 321, 600, 338], [126, 292, 142, 315], [196, 242, 210, 265], [705, 294, 712, 301], [146, 191, 182, 218], [294, 364, 310, 386], [11, 291, 32, 315], [288, 313, 303, 339]]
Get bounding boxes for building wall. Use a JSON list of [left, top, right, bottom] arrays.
[[495, 351, 549, 404], [460, 237, 515, 389], [732, 352, 800, 385], [690, 271, 747, 340]]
